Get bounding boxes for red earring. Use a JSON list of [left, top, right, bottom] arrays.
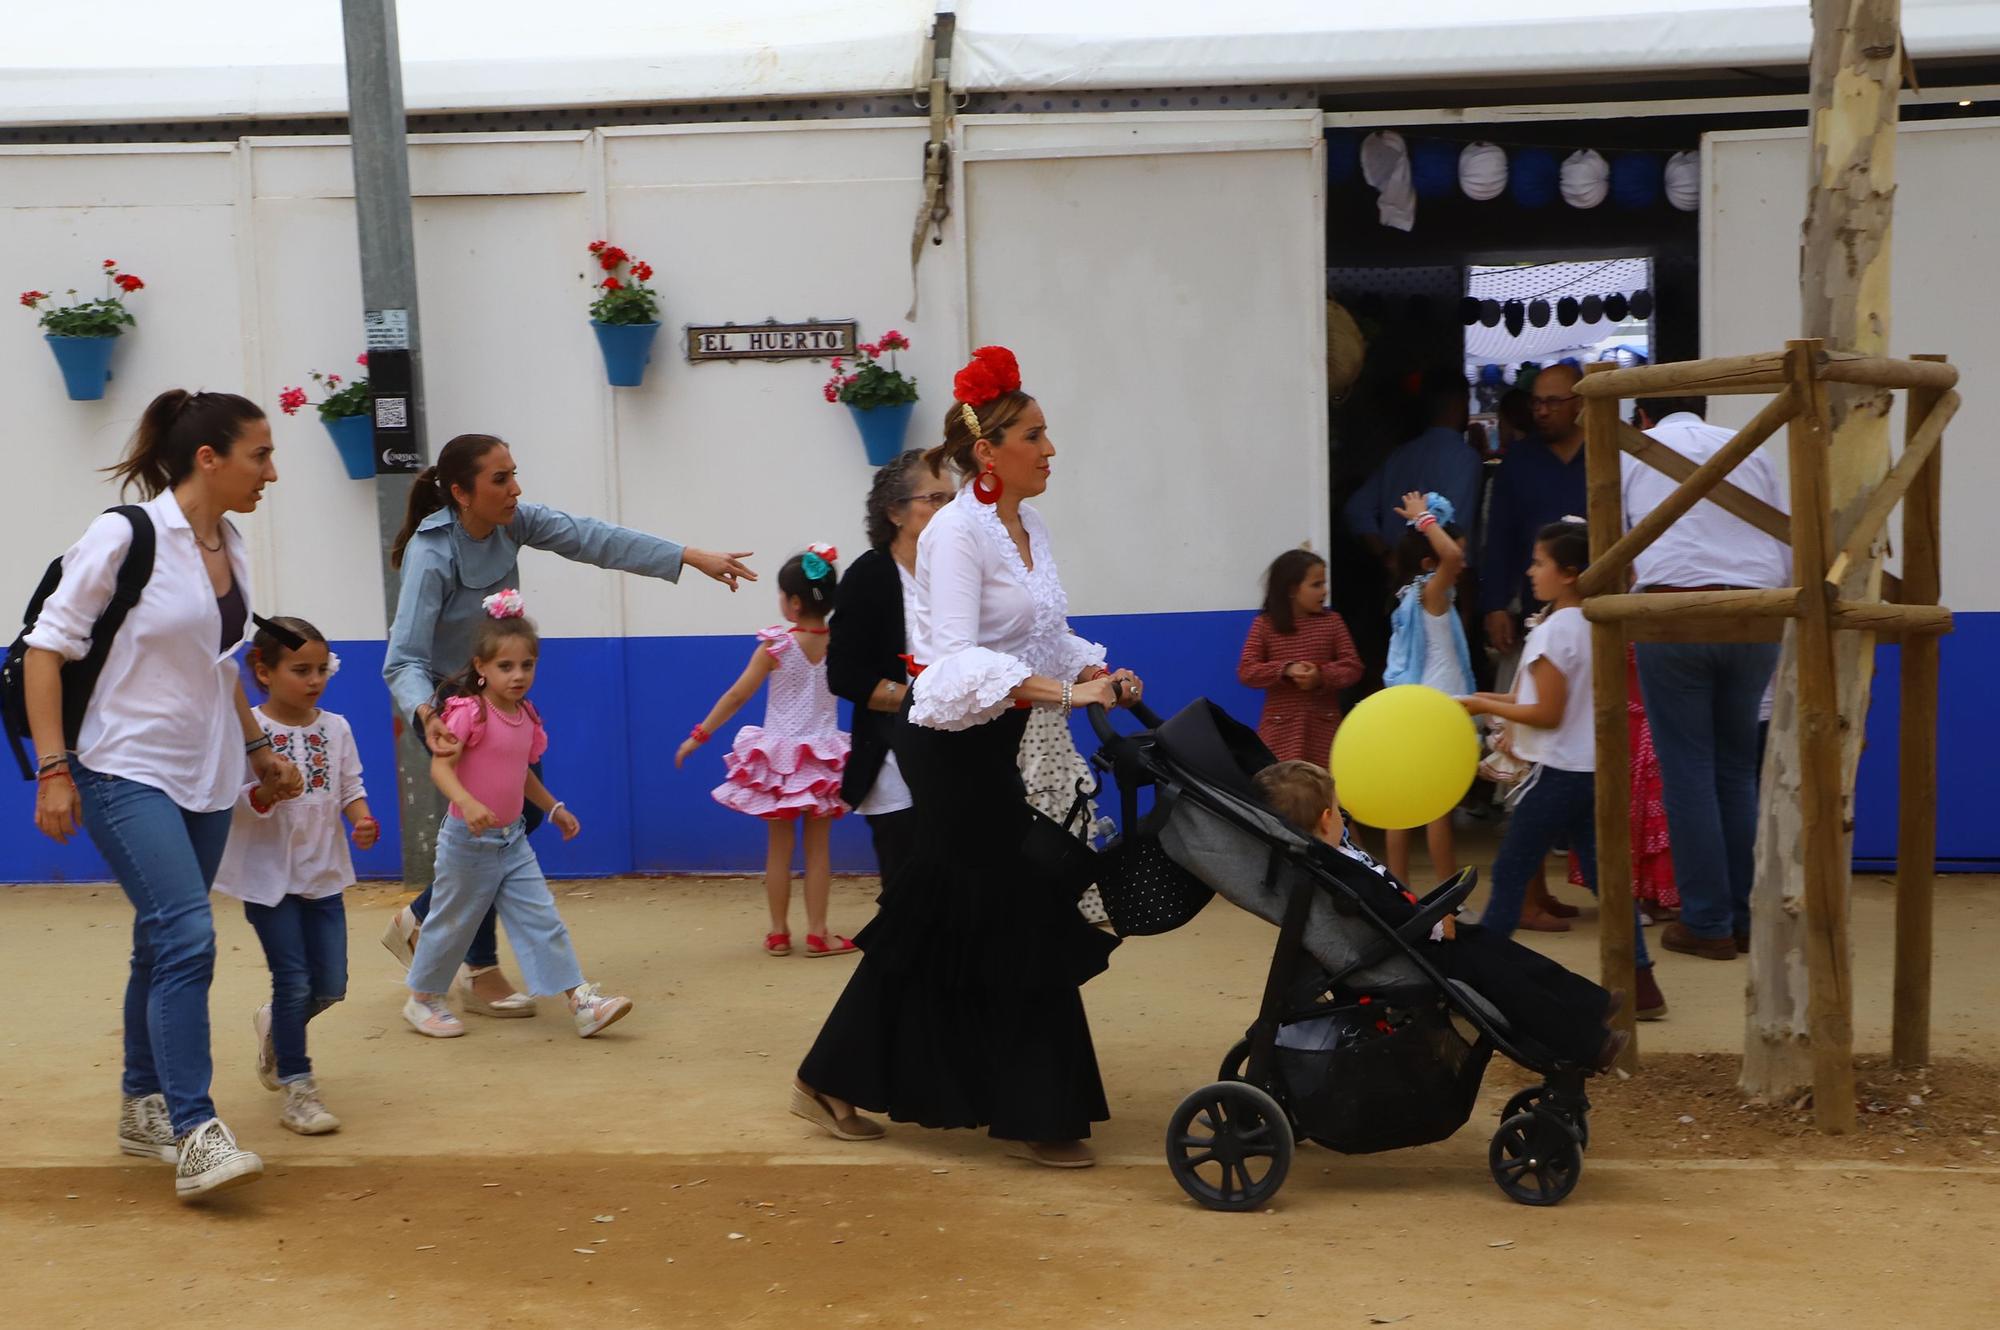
[[972, 463, 1003, 505]]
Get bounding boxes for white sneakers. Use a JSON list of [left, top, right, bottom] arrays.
[[569, 982, 633, 1038], [174, 1118, 264, 1200], [404, 994, 466, 1038], [117, 1093, 177, 1163], [279, 1078, 341, 1135]]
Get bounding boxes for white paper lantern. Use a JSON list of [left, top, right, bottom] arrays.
[[1665, 149, 1701, 212], [1458, 142, 1509, 201], [1560, 149, 1609, 209], [1361, 131, 1417, 232]]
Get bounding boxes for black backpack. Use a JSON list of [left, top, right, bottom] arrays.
[[1, 506, 157, 779]]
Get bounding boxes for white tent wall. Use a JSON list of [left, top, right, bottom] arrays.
[[0, 112, 1331, 881], [1701, 119, 1996, 864]]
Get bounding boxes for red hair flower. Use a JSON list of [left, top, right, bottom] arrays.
[[952, 344, 1021, 407]]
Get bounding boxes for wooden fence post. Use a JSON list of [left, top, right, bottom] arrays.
[[1892, 355, 1947, 1068], [1582, 363, 1637, 1065], [1784, 339, 1856, 1133]]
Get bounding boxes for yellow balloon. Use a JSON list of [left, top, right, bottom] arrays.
[[1330, 685, 1481, 830]]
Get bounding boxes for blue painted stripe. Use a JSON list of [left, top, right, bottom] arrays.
[[2, 609, 1992, 881]]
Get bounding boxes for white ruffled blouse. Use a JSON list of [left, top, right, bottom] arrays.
[[908, 484, 1106, 732]]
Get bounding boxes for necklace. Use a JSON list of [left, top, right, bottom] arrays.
[[194, 528, 224, 553], [791, 625, 830, 635]]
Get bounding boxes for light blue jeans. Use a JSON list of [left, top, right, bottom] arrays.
[[72, 761, 232, 1137], [406, 816, 584, 998]]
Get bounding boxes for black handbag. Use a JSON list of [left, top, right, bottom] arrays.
[[1095, 781, 1214, 936], [1019, 776, 1104, 901]]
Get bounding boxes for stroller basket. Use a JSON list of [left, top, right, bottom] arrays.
[[1278, 1003, 1492, 1155]]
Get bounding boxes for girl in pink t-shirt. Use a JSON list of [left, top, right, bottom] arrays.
[[402, 593, 633, 1041]]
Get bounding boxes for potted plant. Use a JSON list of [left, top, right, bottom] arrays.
[[823, 330, 918, 465], [21, 261, 146, 401], [280, 355, 375, 479], [586, 241, 661, 387]]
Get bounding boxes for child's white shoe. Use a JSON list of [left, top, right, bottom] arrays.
[[569, 982, 632, 1038], [252, 1004, 280, 1091], [117, 1093, 177, 1164], [403, 994, 466, 1039], [279, 1077, 341, 1135], [174, 1118, 263, 1201]]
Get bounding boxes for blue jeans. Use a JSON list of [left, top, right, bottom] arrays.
[[243, 895, 348, 1082], [407, 763, 544, 968], [1481, 765, 1652, 968], [1637, 641, 1780, 941], [73, 761, 232, 1137], [407, 816, 583, 997]]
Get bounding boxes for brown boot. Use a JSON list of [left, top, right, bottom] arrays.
[[1661, 922, 1738, 961], [1634, 964, 1667, 1020]]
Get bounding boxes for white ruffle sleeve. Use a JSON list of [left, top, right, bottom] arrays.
[[1044, 630, 1107, 686], [910, 512, 1030, 731]]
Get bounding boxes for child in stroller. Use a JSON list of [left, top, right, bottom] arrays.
[[1253, 760, 1627, 1074]]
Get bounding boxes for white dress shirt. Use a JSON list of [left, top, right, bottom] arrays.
[[25, 491, 253, 812], [212, 707, 366, 906], [1622, 412, 1792, 591], [908, 484, 1106, 732]]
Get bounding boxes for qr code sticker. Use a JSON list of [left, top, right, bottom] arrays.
[[374, 397, 409, 430]]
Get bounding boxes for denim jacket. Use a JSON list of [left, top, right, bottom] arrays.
[[383, 503, 684, 724]]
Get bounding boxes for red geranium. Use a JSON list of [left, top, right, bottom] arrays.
[[20, 261, 144, 336], [278, 386, 310, 416], [114, 274, 144, 293], [631, 260, 653, 282], [19, 290, 48, 307], [822, 331, 917, 410], [588, 240, 607, 254], [356, 353, 369, 368], [585, 240, 660, 325], [278, 356, 370, 422], [601, 277, 622, 291]]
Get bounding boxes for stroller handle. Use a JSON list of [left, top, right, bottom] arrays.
[[1085, 698, 1165, 743]]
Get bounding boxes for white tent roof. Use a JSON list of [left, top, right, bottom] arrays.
[[7, 1, 2000, 127], [953, 0, 2000, 91]]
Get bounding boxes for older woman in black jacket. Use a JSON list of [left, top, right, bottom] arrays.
[[827, 452, 955, 883]]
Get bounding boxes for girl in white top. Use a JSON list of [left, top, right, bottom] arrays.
[[212, 616, 376, 1137], [1460, 522, 1658, 985], [794, 346, 1145, 1170], [23, 388, 301, 1202], [1381, 490, 1474, 885]]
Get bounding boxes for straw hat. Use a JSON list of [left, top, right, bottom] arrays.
[[1326, 299, 1366, 402]]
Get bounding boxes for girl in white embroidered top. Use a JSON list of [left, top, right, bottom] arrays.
[[794, 346, 1147, 1169], [23, 389, 302, 1202], [212, 616, 376, 1139]]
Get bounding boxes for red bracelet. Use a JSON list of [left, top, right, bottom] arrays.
[[690, 725, 711, 744], [249, 789, 273, 815], [1415, 513, 1438, 531]]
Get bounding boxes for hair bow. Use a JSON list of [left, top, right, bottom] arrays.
[[483, 588, 526, 619], [326, 651, 342, 679], [250, 613, 305, 653], [801, 544, 838, 581], [1406, 492, 1457, 529]]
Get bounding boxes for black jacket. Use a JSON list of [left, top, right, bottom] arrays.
[[827, 547, 909, 808]]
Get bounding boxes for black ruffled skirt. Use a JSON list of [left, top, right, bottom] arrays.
[[798, 708, 1119, 1141]]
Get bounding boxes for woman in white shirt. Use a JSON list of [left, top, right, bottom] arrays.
[[25, 389, 301, 1201], [792, 346, 1145, 1169]]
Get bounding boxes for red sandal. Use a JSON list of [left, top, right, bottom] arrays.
[[804, 933, 857, 958], [764, 932, 792, 957]]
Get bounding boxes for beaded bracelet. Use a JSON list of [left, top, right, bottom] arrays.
[[690, 725, 711, 744]]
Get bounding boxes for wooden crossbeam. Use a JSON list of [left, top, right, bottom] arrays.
[[1616, 423, 1792, 544], [1583, 587, 1804, 627], [1578, 389, 1799, 598], [1831, 601, 1953, 635], [1574, 351, 1788, 399], [1817, 353, 1961, 393], [1824, 389, 1960, 588]]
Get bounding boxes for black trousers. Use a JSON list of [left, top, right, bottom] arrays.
[[1439, 924, 1612, 1067]]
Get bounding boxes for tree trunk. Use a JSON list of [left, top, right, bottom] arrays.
[[1741, 0, 1901, 1104]]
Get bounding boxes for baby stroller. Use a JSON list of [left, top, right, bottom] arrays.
[[1079, 697, 1599, 1210]]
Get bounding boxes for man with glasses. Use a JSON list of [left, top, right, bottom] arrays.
[[1625, 395, 1789, 961], [1477, 363, 1591, 660]]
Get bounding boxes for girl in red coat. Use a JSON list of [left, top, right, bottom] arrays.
[[1237, 550, 1364, 764]]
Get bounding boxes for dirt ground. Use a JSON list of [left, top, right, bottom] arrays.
[[4, 862, 1999, 1328]]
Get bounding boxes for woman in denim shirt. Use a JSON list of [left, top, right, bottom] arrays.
[[379, 431, 754, 1013]]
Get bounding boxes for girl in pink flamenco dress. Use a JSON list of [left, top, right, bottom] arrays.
[[677, 548, 856, 958]]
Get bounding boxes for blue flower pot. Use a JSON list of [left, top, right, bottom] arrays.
[[592, 320, 662, 388], [323, 413, 376, 480], [847, 401, 916, 467], [45, 334, 119, 401]]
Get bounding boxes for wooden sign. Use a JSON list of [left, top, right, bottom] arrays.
[[686, 320, 857, 363]]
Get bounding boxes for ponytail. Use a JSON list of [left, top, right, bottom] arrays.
[[108, 389, 265, 499], [389, 432, 508, 568]]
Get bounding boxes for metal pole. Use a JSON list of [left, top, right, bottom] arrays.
[[341, 0, 438, 886]]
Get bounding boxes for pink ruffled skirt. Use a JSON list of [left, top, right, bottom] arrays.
[[713, 726, 850, 820]]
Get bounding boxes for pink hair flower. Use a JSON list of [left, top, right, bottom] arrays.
[[482, 588, 527, 620]]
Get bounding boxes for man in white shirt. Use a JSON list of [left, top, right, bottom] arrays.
[[1623, 396, 1791, 962]]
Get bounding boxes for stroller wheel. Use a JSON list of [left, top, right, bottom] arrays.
[[1218, 1039, 1252, 1082], [1500, 1086, 1589, 1150], [1165, 1081, 1294, 1212], [1489, 1111, 1583, 1206]]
